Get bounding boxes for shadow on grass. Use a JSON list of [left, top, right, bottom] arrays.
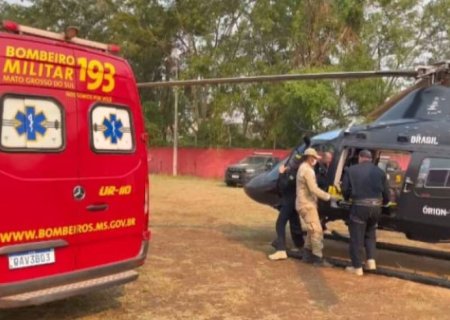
[[0, 287, 124, 320], [219, 223, 274, 252], [290, 253, 341, 310], [220, 223, 340, 310]]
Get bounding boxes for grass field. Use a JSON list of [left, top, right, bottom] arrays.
[[2, 175, 450, 320]]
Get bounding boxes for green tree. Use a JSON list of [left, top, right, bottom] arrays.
[[3, 0, 449, 148]]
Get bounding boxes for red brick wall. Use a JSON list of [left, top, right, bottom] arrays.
[[148, 147, 289, 179]]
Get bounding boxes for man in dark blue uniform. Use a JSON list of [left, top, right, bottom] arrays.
[[315, 151, 332, 191], [268, 146, 305, 260], [342, 149, 390, 275]]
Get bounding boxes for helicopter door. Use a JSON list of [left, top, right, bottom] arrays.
[[332, 148, 412, 209], [375, 150, 412, 207], [397, 154, 450, 229]]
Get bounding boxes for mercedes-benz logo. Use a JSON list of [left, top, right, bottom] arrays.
[[73, 186, 86, 201]]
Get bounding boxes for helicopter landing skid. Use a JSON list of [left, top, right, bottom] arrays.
[[327, 230, 450, 261], [327, 257, 450, 289], [286, 230, 450, 288], [286, 249, 450, 289]]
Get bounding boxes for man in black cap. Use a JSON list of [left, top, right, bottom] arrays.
[[342, 149, 390, 276]]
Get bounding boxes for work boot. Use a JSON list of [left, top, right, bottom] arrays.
[[268, 250, 288, 261], [345, 266, 363, 276], [302, 248, 314, 263], [364, 259, 376, 271], [287, 247, 303, 259], [311, 255, 333, 268]]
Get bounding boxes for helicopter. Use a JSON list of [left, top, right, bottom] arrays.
[[139, 61, 450, 244]]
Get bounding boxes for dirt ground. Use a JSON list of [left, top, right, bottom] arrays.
[[2, 175, 450, 320]]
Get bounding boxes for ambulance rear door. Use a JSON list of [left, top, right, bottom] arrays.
[[73, 49, 147, 269], [0, 35, 79, 284]]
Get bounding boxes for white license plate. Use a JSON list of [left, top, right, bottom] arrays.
[[231, 174, 239, 179], [8, 249, 55, 270]]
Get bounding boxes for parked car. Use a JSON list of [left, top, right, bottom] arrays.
[[225, 154, 280, 186]]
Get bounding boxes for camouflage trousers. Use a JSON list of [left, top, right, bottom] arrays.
[[298, 205, 323, 258]]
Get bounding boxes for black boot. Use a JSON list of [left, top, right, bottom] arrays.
[[311, 255, 333, 268], [302, 249, 314, 263], [287, 247, 303, 259]]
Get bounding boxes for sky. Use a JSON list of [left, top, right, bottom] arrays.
[[5, 0, 31, 6]]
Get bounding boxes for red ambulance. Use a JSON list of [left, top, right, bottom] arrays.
[[0, 21, 150, 308]]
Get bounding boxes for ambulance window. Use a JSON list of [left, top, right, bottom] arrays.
[[1, 96, 64, 151], [90, 104, 134, 152]]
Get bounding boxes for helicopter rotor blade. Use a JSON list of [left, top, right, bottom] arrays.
[[138, 70, 417, 88], [367, 79, 429, 120]]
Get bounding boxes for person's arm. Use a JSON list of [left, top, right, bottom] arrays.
[[342, 168, 352, 201], [304, 167, 331, 201]]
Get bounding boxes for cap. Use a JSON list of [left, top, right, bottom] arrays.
[[304, 148, 322, 160], [359, 149, 372, 159]]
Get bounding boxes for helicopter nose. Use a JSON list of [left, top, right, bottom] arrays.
[[244, 172, 280, 207], [243, 176, 260, 202]]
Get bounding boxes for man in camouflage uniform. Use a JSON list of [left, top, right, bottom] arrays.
[[296, 148, 335, 267]]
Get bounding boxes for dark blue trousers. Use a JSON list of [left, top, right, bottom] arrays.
[[348, 206, 381, 268], [273, 191, 304, 250]]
